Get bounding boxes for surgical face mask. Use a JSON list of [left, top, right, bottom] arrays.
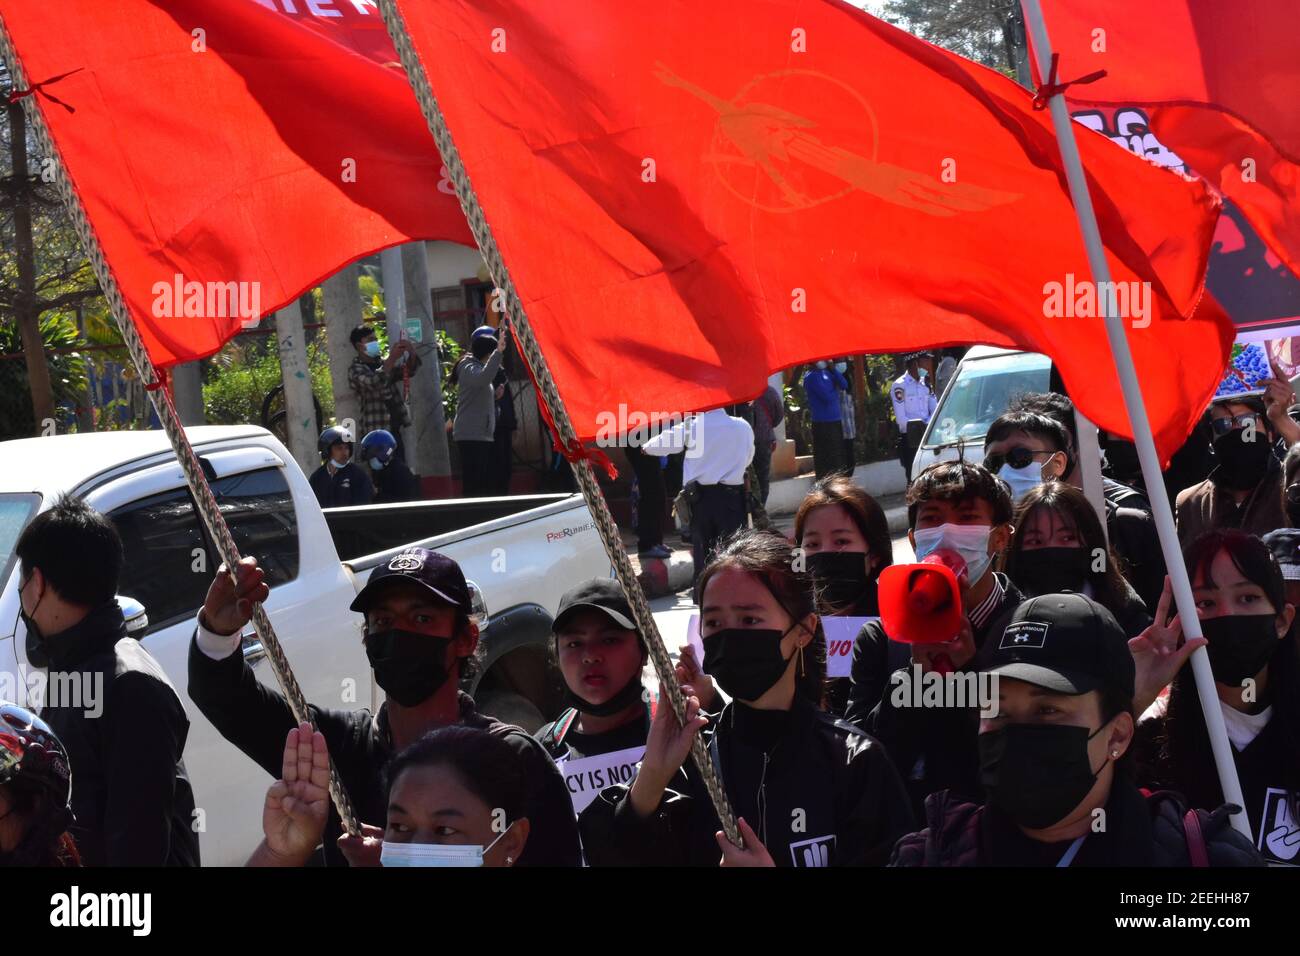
[[815, 360, 828, 370], [364, 340, 381, 359], [369, 458, 386, 471], [834, 361, 848, 374], [381, 828, 509, 868], [807, 550, 875, 613], [1015, 547, 1092, 597], [998, 461, 1046, 505], [1212, 428, 1272, 491], [912, 523, 994, 584]]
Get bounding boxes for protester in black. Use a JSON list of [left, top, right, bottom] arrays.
[[580, 529, 914, 867], [1133, 530, 1300, 865], [794, 476, 893, 715], [188, 546, 580, 867], [536, 579, 652, 760], [844, 461, 1023, 816], [892, 593, 1264, 867], [308, 425, 373, 508], [1007, 392, 1166, 608], [250, 723, 531, 868], [0, 701, 80, 867], [1005, 481, 1151, 637], [16, 495, 199, 866]]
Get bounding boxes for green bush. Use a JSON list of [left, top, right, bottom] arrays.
[[203, 336, 334, 426]]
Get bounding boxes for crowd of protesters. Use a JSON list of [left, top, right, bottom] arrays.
[[7, 357, 1300, 867]]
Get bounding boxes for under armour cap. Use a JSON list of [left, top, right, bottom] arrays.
[[1262, 529, 1300, 582], [349, 547, 470, 613], [979, 592, 1135, 698]]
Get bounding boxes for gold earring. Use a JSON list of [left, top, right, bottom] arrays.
[[798, 643, 805, 677]]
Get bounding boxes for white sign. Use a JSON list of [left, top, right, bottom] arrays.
[[685, 613, 705, 673], [555, 745, 646, 814], [822, 617, 875, 678]]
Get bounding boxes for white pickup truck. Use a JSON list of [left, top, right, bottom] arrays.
[[0, 425, 611, 865]]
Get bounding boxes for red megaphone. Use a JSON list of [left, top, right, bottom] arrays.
[[877, 549, 967, 647]]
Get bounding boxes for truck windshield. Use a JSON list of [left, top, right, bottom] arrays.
[[925, 352, 1052, 448], [0, 494, 41, 594]]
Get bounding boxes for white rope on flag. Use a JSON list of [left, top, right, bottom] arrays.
[[0, 13, 362, 838], [374, 0, 744, 847]]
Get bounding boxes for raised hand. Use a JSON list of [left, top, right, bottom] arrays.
[[1129, 576, 1205, 715], [261, 723, 330, 866], [200, 556, 268, 637]]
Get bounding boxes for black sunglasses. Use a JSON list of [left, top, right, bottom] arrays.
[[984, 446, 1051, 473], [1210, 413, 1263, 438]]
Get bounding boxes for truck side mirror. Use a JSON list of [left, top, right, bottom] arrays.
[[465, 579, 490, 630]]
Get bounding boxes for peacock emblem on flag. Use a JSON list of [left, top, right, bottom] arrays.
[[655, 63, 1020, 216]]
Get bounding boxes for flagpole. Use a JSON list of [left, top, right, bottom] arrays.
[[375, 0, 744, 847], [1020, 0, 1251, 839], [0, 15, 361, 837]]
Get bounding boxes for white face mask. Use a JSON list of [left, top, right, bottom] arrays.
[[912, 523, 994, 583], [815, 360, 828, 370], [380, 828, 509, 868], [998, 461, 1044, 504], [834, 361, 848, 374]]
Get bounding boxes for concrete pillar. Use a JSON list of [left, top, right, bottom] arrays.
[[402, 242, 452, 479], [322, 264, 363, 432], [171, 361, 205, 427], [274, 300, 318, 475]]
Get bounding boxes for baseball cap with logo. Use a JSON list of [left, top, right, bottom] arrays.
[[979, 592, 1135, 698], [349, 547, 470, 613], [552, 578, 636, 634], [1262, 529, 1300, 582]]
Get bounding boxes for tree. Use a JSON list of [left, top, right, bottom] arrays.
[[1, 58, 103, 435], [879, 0, 1029, 81]]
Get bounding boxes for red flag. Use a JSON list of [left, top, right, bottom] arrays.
[[1030, 0, 1300, 279], [0, 0, 472, 368], [388, 0, 1231, 460]]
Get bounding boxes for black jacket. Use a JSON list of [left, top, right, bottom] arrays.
[[41, 602, 200, 866], [890, 780, 1265, 867], [844, 575, 1023, 817], [187, 633, 581, 866], [371, 459, 421, 504], [578, 698, 914, 867], [308, 460, 373, 509], [1106, 499, 1167, 612]]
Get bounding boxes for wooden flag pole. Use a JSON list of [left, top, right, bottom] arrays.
[[375, 0, 743, 847], [1021, 0, 1252, 839], [0, 14, 361, 837]]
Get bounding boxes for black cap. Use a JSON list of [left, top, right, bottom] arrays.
[[979, 592, 1134, 698], [552, 578, 636, 633], [349, 548, 470, 613], [1262, 528, 1300, 581]]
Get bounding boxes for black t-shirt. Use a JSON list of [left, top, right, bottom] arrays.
[[559, 710, 651, 760]]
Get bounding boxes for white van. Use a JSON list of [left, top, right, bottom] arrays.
[[911, 345, 1053, 475]]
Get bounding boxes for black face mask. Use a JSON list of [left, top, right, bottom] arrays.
[[19, 571, 49, 669], [1200, 614, 1280, 687], [563, 673, 645, 718], [702, 627, 794, 702], [365, 629, 453, 707], [1212, 429, 1273, 490], [1014, 547, 1092, 598], [979, 722, 1106, 830], [807, 551, 875, 613]]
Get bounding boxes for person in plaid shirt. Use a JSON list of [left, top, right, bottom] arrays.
[[348, 324, 418, 459]]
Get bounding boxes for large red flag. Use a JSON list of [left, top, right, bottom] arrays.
[[0, 0, 472, 368], [391, 0, 1231, 460], [1030, 0, 1300, 279]]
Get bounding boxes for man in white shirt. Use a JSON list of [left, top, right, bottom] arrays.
[[890, 352, 937, 480], [642, 407, 754, 583]]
